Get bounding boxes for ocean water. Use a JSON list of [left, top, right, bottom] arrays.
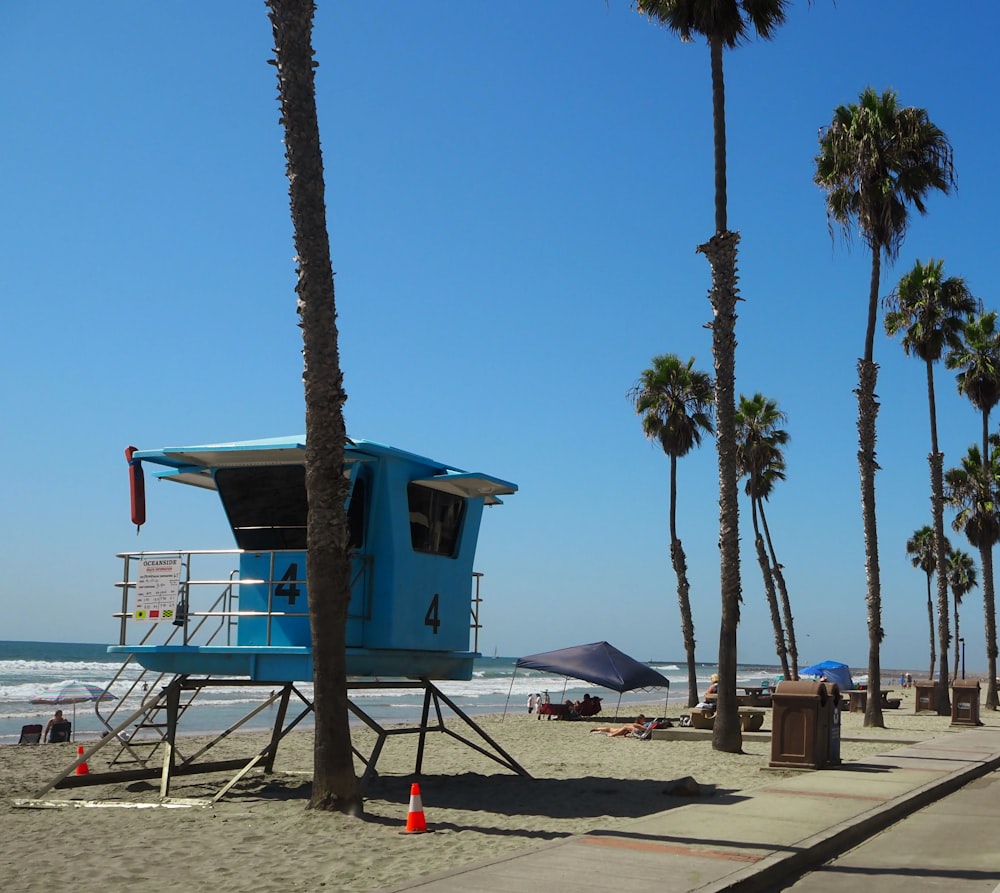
[[0, 641, 903, 746]]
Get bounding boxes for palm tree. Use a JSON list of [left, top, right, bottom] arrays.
[[636, 0, 790, 754], [814, 87, 956, 728], [948, 311, 1000, 464], [266, 0, 361, 814], [630, 355, 714, 708], [885, 259, 978, 712], [756, 470, 799, 679], [906, 525, 942, 682], [947, 313, 1000, 702], [946, 548, 978, 682], [946, 443, 1000, 709], [735, 393, 793, 679]]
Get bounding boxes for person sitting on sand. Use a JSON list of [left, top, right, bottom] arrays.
[[577, 693, 602, 717], [591, 714, 647, 737], [44, 710, 68, 742]]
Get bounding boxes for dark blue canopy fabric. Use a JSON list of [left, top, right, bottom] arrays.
[[800, 660, 854, 691], [515, 641, 669, 693]]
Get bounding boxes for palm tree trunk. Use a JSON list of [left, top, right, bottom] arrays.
[[709, 37, 727, 234], [926, 572, 935, 681], [267, 0, 362, 815], [671, 541, 700, 709], [983, 407, 990, 468], [953, 590, 960, 682], [982, 544, 1000, 710], [980, 408, 998, 710], [926, 361, 952, 713], [699, 230, 742, 753], [931, 449, 950, 701], [759, 502, 798, 678], [860, 251, 885, 728], [669, 455, 699, 708], [753, 500, 789, 678]]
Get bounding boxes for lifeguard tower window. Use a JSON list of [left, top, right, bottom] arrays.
[[215, 466, 367, 552], [407, 483, 464, 557]]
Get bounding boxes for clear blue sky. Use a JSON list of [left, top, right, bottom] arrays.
[[2, 1, 997, 675]]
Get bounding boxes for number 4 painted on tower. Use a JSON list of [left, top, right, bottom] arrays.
[[275, 562, 302, 606], [424, 593, 441, 634]]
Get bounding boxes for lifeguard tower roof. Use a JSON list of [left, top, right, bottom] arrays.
[[134, 435, 517, 503], [111, 435, 516, 682]]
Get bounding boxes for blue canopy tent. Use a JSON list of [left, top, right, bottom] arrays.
[[799, 660, 854, 692], [506, 641, 670, 719]]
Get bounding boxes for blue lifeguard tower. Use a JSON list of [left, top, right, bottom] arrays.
[[112, 435, 515, 682], [30, 436, 526, 803]]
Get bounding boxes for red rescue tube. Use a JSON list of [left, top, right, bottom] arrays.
[[125, 445, 146, 530]]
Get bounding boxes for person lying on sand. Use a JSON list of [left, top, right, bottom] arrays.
[[591, 715, 647, 737]]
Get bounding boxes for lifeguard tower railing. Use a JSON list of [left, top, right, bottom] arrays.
[[115, 548, 315, 648], [112, 548, 486, 662]]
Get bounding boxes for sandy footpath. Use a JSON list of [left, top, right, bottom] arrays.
[[2, 686, 995, 892]]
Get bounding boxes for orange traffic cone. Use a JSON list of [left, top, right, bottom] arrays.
[[404, 782, 428, 833], [75, 745, 89, 775]]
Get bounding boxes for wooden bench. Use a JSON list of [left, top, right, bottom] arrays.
[[682, 708, 763, 732], [739, 709, 765, 732], [688, 708, 715, 729]]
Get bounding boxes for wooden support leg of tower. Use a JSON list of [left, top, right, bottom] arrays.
[[264, 684, 293, 773], [159, 676, 184, 799], [426, 681, 530, 778], [414, 684, 434, 777]]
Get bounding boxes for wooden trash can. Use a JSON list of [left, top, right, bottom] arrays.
[[769, 681, 838, 769], [913, 680, 936, 713], [951, 679, 982, 726]]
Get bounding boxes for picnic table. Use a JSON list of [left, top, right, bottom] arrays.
[[843, 689, 900, 712], [739, 686, 773, 707]]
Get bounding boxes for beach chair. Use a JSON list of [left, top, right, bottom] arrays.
[[47, 721, 72, 743], [626, 718, 670, 740], [18, 724, 43, 744]]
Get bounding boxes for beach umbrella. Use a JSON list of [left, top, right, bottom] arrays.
[[505, 642, 671, 720], [31, 680, 117, 733], [799, 660, 854, 692]]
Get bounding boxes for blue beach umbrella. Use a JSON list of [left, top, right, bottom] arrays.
[[799, 661, 854, 692], [31, 680, 117, 734]]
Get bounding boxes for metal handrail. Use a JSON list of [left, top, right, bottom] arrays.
[[115, 549, 485, 648]]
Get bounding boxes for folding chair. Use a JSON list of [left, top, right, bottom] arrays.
[[18, 724, 43, 744], [47, 721, 72, 743]]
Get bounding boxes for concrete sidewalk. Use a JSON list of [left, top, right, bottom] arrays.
[[386, 726, 1000, 892]]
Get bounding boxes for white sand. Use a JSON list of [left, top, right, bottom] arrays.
[[1, 685, 995, 892]]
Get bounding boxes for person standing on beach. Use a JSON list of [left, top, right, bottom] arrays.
[[527, 692, 535, 714]]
